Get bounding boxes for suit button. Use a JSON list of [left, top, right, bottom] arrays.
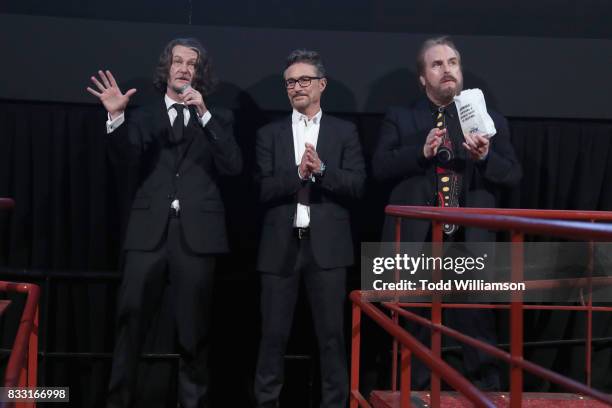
[[175, 173, 180, 178]]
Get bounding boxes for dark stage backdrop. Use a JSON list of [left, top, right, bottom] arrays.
[[1, 13, 612, 120], [1, 99, 612, 407], [1, 4, 612, 406]]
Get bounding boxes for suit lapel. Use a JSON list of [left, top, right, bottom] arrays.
[[154, 98, 173, 137], [144, 99, 176, 171], [411, 99, 438, 200], [279, 117, 296, 168], [315, 115, 333, 165], [413, 98, 433, 135]]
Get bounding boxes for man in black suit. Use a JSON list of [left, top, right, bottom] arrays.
[[372, 36, 521, 390], [254, 49, 365, 408], [87, 38, 242, 408]]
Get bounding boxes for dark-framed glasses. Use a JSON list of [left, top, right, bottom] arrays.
[[285, 76, 323, 89]]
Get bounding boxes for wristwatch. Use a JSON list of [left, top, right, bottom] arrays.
[[314, 161, 326, 181]]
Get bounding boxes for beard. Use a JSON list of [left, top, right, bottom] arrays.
[[430, 78, 463, 105]]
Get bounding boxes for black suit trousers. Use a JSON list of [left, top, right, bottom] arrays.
[[254, 235, 348, 408], [107, 217, 215, 408]]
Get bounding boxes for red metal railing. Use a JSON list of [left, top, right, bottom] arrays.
[[0, 198, 41, 408], [0, 198, 14, 210], [1, 283, 40, 390], [350, 206, 612, 408]]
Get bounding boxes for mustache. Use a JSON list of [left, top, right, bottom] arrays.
[[441, 75, 457, 83]]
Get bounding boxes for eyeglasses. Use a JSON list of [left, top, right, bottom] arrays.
[[285, 76, 323, 89]]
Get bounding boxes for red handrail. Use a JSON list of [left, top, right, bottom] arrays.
[[382, 302, 612, 406], [0, 198, 15, 210], [350, 291, 496, 408], [385, 205, 612, 241], [1, 282, 40, 392], [351, 206, 612, 408], [0, 198, 40, 408], [387, 205, 612, 221]]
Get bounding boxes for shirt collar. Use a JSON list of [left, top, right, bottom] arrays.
[[292, 109, 322, 125], [165, 94, 185, 111], [429, 100, 456, 117]]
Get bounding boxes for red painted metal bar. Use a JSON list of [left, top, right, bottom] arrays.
[[586, 231, 595, 387], [350, 390, 370, 408], [387, 205, 612, 221], [27, 306, 39, 393], [0, 300, 10, 315], [396, 302, 612, 312], [351, 390, 372, 408], [350, 302, 362, 408], [0, 198, 15, 210], [350, 291, 495, 408], [386, 206, 612, 241], [383, 302, 612, 406], [360, 276, 612, 303], [387, 205, 612, 389], [391, 217, 402, 392], [400, 345, 410, 408], [586, 295, 593, 387], [510, 231, 524, 408], [522, 276, 612, 290], [380, 206, 612, 407], [1, 282, 40, 394], [430, 220, 443, 408]]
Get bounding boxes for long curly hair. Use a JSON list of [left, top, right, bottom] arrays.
[[153, 38, 217, 96]]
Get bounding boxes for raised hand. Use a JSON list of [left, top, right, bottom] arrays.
[[423, 128, 445, 159], [304, 143, 322, 174], [86, 70, 137, 119], [298, 149, 312, 180]]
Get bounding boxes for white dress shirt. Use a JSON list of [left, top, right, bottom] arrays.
[[105, 94, 213, 212], [105, 94, 212, 133], [292, 109, 322, 228]]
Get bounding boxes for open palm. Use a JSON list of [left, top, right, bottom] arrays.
[[86, 70, 137, 118]]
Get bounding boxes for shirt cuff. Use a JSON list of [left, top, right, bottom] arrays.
[[200, 110, 212, 127], [106, 112, 125, 134], [297, 166, 314, 182]]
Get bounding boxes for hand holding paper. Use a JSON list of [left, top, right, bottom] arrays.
[[462, 132, 490, 161], [453, 88, 496, 139]]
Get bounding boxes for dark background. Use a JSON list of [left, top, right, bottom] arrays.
[[1, 2, 612, 407]]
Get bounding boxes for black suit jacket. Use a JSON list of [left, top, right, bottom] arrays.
[[372, 98, 521, 242], [107, 98, 242, 254], [256, 114, 366, 273]]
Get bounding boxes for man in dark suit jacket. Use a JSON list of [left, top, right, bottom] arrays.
[[372, 37, 521, 390], [254, 49, 365, 408], [87, 38, 242, 408]]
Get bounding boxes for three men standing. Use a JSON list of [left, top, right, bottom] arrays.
[[88, 35, 520, 406]]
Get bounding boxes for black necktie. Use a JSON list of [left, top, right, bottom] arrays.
[[171, 103, 185, 143]]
